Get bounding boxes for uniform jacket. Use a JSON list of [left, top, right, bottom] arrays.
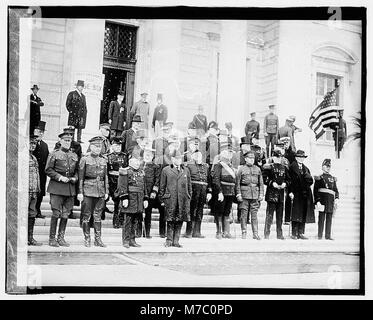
[[288, 161, 315, 223], [262, 162, 290, 203], [108, 100, 127, 131], [235, 164, 264, 200], [186, 161, 212, 193], [66, 90, 87, 129], [29, 153, 40, 195], [251, 144, 266, 169], [45, 148, 79, 196], [130, 100, 150, 125], [116, 166, 148, 214], [152, 104, 168, 127], [55, 140, 82, 160], [159, 164, 192, 222], [211, 161, 236, 196], [143, 162, 161, 196], [33, 140, 49, 196], [107, 151, 128, 195], [263, 113, 279, 134], [313, 173, 339, 213], [245, 120, 260, 139], [78, 153, 109, 197], [29, 93, 44, 132], [206, 134, 220, 165]]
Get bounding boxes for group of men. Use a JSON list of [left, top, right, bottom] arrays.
[[27, 82, 340, 249]]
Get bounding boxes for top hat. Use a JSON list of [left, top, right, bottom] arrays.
[[89, 136, 104, 145], [58, 132, 72, 139], [294, 150, 308, 158], [34, 121, 46, 131], [240, 136, 251, 146], [31, 84, 39, 91], [322, 158, 331, 167], [76, 80, 85, 87]]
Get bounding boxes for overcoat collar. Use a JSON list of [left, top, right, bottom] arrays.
[[170, 164, 185, 178]]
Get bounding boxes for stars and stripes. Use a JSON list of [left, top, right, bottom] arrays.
[[308, 87, 340, 140]]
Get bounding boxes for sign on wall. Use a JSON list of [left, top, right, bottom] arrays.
[[72, 72, 105, 99]]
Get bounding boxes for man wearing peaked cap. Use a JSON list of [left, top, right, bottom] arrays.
[[45, 131, 79, 247], [313, 158, 339, 240], [245, 111, 260, 144], [264, 104, 279, 158], [152, 93, 168, 137], [108, 89, 127, 138], [54, 126, 82, 160]]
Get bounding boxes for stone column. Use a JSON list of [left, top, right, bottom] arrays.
[[217, 20, 247, 137]]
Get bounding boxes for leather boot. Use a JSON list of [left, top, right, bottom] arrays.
[[240, 212, 247, 236], [173, 221, 183, 247], [193, 221, 205, 238], [215, 216, 223, 239], [28, 217, 42, 246], [48, 216, 59, 247], [183, 221, 192, 238], [222, 216, 233, 239], [122, 227, 130, 248], [57, 218, 70, 247], [82, 221, 91, 247], [145, 219, 152, 239], [252, 216, 261, 240], [94, 221, 106, 247]]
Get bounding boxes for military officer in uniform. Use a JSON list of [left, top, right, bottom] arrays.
[[184, 149, 212, 238], [45, 131, 79, 247], [28, 134, 42, 246], [107, 137, 128, 228], [262, 150, 290, 239], [244, 111, 260, 144], [250, 136, 266, 170], [211, 143, 236, 239], [235, 150, 264, 240], [116, 157, 149, 248], [313, 159, 339, 240], [78, 136, 109, 247]]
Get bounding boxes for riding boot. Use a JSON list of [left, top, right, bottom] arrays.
[[145, 218, 152, 238], [193, 220, 205, 238], [122, 227, 130, 248], [48, 216, 59, 247], [222, 216, 233, 239], [215, 216, 223, 239], [82, 221, 91, 247], [57, 218, 70, 247], [184, 221, 193, 238], [93, 221, 106, 247], [28, 217, 42, 246]]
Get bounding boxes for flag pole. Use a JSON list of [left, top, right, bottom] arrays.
[[334, 79, 340, 159]]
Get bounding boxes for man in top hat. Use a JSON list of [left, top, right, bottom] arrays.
[[153, 121, 173, 167], [45, 131, 79, 247], [206, 121, 220, 168], [29, 84, 44, 135], [28, 134, 43, 246], [236, 150, 264, 240], [159, 150, 192, 248], [211, 142, 236, 239], [107, 137, 128, 228], [245, 112, 260, 144], [152, 93, 168, 137], [262, 149, 291, 240], [32, 121, 49, 219], [313, 159, 339, 240], [78, 136, 109, 247], [121, 114, 143, 155], [66, 80, 87, 143], [131, 92, 150, 129], [108, 90, 127, 138], [184, 147, 212, 238], [288, 150, 315, 239], [263, 104, 279, 158], [192, 105, 208, 137]]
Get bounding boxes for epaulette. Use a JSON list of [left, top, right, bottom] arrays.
[[314, 175, 321, 181], [119, 167, 129, 175]]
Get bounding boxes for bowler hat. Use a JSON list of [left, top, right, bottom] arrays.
[[250, 111, 256, 116], [322, 158, 331, 167], [132, 115, 142, 123], [76, 80, 84, 87], [35, 121, 46, 131], [294, 150, 308, 158], [268, 104, 275, 109], [31, 84, 39, 91]]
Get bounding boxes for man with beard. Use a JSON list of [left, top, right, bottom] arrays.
[[288, 150, 315, 239]]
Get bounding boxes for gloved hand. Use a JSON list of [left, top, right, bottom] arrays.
[[206, 193, 212, 203], [236, 194, 243, 203], [77, 194, 84, 202], [60, 176, 70, 183], [104, 194, 109, 200], [69, 177, 77, 184], [150, 192, 157, 199], [289, 192, 294, 200], [218, 192, 224, 202], [144, 200, 149, 209], [161, 202, 165, 207], [108, 119, 112, 124], [123, 199, 129, 208], [281, 182, 286, 189], [273, 182, 280, 189]]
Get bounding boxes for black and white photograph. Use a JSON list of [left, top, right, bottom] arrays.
[[3, 1, 368, 299]]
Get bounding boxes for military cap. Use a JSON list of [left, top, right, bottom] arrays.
[[58, 132, 72, 139], [31, 84, 39, 91], [144, 146, 156, 153], [111, 137, 123, 145], [63, 126, 75, 133], [208, 121, 219, 130], [279, 137, 290, 143], [88, 136, 104, 145], [225, 122, 233, 130], [243, 150, 255, 158], [76, 80, 84, 87], [250, 111, 256, 116], [188, 135, 200, 144], [322, 158, 331, 167], [287, 115, 296, 122], [35, 121, 46, 131], [167, 134, 179, 143], [275, 141, 285, 147], [100, 123, 111, 131], [188, 121, 197, 130], [268, 104, 275, 109], [132, 114, 142, 123], [294, 150, 308, 158]]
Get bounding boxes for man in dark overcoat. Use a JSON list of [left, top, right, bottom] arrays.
[[32, 121, 49, 219], [152, 93, 168, 137], [66, 80, 87, 143], [29, 84, 44, 135], [45, 132, 79, 247], [159, 150, 192, 248], [108, 90, 127, 138], [288, 150, 315, 239], [121, 114, 143, 154]]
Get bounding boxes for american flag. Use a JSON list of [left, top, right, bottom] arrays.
[[308, 87, 340, 140]]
